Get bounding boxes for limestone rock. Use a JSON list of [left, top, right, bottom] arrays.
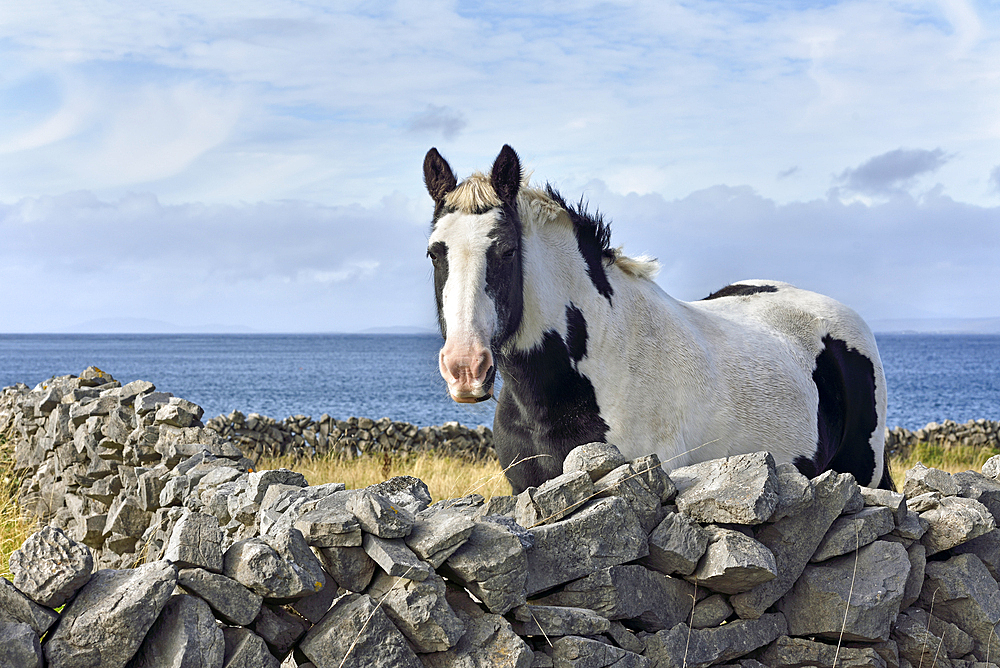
[[405, 507, 476, 567], [686, 526, 777, 595], [362, 533, 433, 581], [549, 636, 649, 667], [0, 620, 43, 668], [347, 490, 415, 538], [644, 613, 787, 668], [779, 540, 910, 642], [299, 593, 423, 668], [522, 470, 595, 526], [9, 526, 94, 608], [165, 510, 224, 572], [443, 518, 528, 614], [525, 496, 648, 596], [593, 464, 662, 532], [563, 442, 628, 481], [366, 571, 465, 652], [222, 526, 325, 600], [691, 593, 733, 629], [672, 451, 779, 525], [0, 577, 60, 636], [292, 506, 360, 548], [365, 475, 433, 514], [641, 511, 709, 576], [902, 462, 959, 497], [511, 604, 611, 637], [920, 495, 994, 555], [44, 560, 178, 668], [952, 528, 1000, 580], [770, 463, 814, 522], [811, 506, 896, 562], [131, 594, 225, 668], [251, 604, 309, 659], [313, 545, 375, 593], [861, 486, 908, 524], [630, 453, 677, 504], [221, 627, 280, 668], [761, 635, 888, 668], [177, 567, 263, 626], [919, 553, 1000, 661]]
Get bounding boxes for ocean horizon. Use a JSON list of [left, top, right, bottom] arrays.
[[2, 332, 998, 432]]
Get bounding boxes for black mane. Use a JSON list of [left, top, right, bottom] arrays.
[[544, 185, 616, 265]]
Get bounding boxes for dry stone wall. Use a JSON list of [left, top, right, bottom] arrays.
[[3, 367, 1000, 668], [886, 419, 1000, 457]]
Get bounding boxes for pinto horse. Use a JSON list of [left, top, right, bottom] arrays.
[[424, 145, 891, 494]]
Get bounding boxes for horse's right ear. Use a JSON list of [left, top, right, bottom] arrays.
[[424, 148, 457, 204]]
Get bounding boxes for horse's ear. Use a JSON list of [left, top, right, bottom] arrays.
[[424, 148, 457, 204], [491, 145, 521, 205]]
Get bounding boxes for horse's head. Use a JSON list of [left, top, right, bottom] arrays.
[[423, 145, 524, 403]]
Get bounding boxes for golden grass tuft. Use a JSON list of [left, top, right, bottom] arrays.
[[1, 428, 36, 579], [257, 451, 512, 503], [889, 442, 1000, 490]]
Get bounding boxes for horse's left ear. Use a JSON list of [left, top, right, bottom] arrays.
[[491, 145, 522, 205]]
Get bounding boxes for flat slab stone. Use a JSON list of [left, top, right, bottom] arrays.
[[0, 577, 60, 636], [524, 496, 648, 596], [691, 593, 733, 629], [671, 451, 779, 525], [299, 593, 423, 668], [730, 470, 856, 620], [522, 470, 595, 526], [644, 613, 787, 668], [131, 594, 224, 668], [593, 464, 661, 532], [903, 462, 959, 497], [362, 534, 432, 582], [0, 620, 43, 668], [861, 486, 908, 524], [314, 545, 375, 593], [919, 553, 1000, 661], [221, 627, 280, 668], [511, 604, 611, 637], [761, 635, 888, 668], [549, 636, 649, 667], [177, 567, 263, 626], [251, 604, 308, 659], [292, 506, 360, 547], [534, 564, 695, 632], [770, 463, 814, 522], [9, 526, 93, 608], [779, 540, 910, 642], [405, 507, 476, 567], [165, 510, 224, 572], [44, 560, 178, 668], [811, 506, 896, 562], [919, 495, 995, 555], [348, 490, 415, 538]]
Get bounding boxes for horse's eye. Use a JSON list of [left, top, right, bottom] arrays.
[[427, 250, 437, 262], [502, 248, 516, 259]]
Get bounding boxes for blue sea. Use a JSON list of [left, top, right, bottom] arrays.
[[0, 333, 997, 431]]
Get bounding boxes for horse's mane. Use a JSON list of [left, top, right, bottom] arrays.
[[445, 173, 660, 280]]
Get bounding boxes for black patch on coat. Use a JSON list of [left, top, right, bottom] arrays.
[[702, 284, 779, 300], [427, 241, 449, 338], [485, 208, 524, 347], [565, 304, 588, 363], [793, 335, 882, 488], [493, 329, 609, 494], [545, 186, 615, 304]]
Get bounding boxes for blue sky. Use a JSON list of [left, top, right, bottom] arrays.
[[1, 0, 999, 332]]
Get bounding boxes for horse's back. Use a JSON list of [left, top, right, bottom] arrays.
[[688, 280, 889, 487]]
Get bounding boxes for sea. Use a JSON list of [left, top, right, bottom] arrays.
[[0, 333, 997, 431]]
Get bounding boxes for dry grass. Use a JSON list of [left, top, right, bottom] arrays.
[[256, 451, 513, 503], [1, 428, 36, 580], [889, 442, 1000, 490]]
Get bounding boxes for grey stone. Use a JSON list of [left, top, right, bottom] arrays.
[[770, 462, 814, 522], [512, 604, 611, 637], [420, 584, 533, 668], [443, 519, 527, 614], [251, 604, 309, 659], [0, 577, 60, 636], [119, 380, 155, 406], [405, 507, 476, 567], [103, 494, 152, 538], [293, 507, 361, 547], [643, 613, 787, 668], [605, 621, 645, 654], [903, 462, 960, 497], [892, 607, 974, 667], [919, 553, 1000, 661], [641, 511, 710, 576], [131, 594, 224, 668], [177, 567, 263, 626], [9, 526, 93, 608], [165, 510, 224, 572], [222, 526, 326, 600], [44, 560, 178, 668], [984, 454, 1000, 480], [761, 635, 888, 668], [893, 509, 929, 540], [367, 571, 464, 652], [906, 491, 941, 512], [779, 540, 910, 642], [0, 620, 42, 668], [221, 627, 280, 668], [155, 397, 205, 428], [549, 636, 649, 667], [672, 451, 779, 525], [347, 490, 415, 538], [956, 470, 1000, 524], [525, 496, 648, 596], [138, 469, 168, 512], [534, 564, 696, 632], [313, 545, 375, 593], [811, 506, 896, 562], [902, 543, 926, 609], [563, 442, 629, 481], [687, 526, 777, 595], [920, 495, 994, 555], [691, 593, 734, 629], [365, 476, 433, 514], [527, 470, 596, 525], [362, 533, 432, 581], [135, 391, 174, 416], [861, 486, 908, 524], [730, 470, 856, 619], [246, 469, 308, 505], [842, 482, 865, 514], [290, 571, 338, 623], [953, 528, 1000, 580], [593, 464, 661, 532], [630, 453, 677, 503], [299, 593, 423, 668]]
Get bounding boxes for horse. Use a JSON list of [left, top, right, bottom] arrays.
[[423, 144, 892, 494]]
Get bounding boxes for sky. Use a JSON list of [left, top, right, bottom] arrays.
[[1, 0, 999, 333]]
